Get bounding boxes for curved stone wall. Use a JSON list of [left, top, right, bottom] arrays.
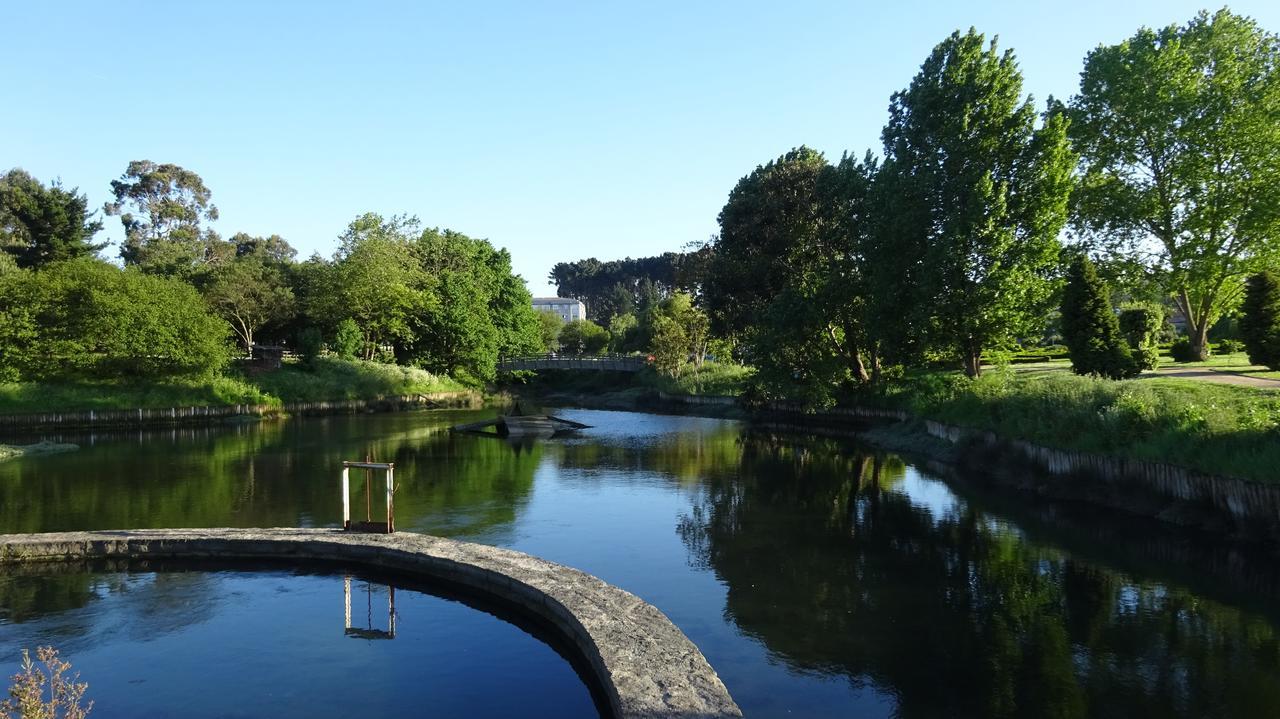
[[0, 529, 741, 719]]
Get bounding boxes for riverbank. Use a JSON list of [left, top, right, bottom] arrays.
[[510, 376, 1280, 544], [0, 358, 481, 431]]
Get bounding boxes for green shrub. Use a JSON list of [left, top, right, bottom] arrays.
[[1060, 255, 1136, 379], [1215, 338, 1246, 355], [1170, 338, 1199, 362], [1119, 306, 1163, 370], [296, 327, 324, 365], [0, 259, 232, 381], [1241, 272, 1280, 369], [558, 319, 610, 355], [334, 319, 363, 360]]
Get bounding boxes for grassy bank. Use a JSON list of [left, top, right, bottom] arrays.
[[0, 358, 466, 414], [637, 362, 755, 396], [868, 370, 1280, 483]]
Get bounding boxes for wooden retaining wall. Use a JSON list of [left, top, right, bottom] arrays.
[[652, 391, 1279, 525], [0, 391, 482, 431], [923, 420, 1280, 523]]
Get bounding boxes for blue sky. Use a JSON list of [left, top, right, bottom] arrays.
[[8, 1, 1279, 295]]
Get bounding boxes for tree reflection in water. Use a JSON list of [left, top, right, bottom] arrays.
[[678, 432, 1280, 719]]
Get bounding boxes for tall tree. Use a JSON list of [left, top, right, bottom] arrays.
[[202, 257, 296, 354], [881, 29, 1075, 377], [1061, 255, 1135, 379], [1069, 9, 1280, 360], [0, 169, 104, 268], [105, 160, 222, 276]]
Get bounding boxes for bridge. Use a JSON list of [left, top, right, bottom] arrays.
[[497, 353, 650, 372]]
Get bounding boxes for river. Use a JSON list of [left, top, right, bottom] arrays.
[[1, 407, 1278, 718]]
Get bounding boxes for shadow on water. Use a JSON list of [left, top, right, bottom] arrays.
[[678, 428, 1280, 719]]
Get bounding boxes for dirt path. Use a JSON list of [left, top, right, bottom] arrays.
[[1149, 367, 1280, 389]]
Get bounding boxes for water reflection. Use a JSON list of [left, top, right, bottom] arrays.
[[0, 564, 600, 719], [679, 431, 1280, 718]]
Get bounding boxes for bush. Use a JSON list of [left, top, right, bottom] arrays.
[[1170, 338, 1199, 362], [558, 319, 609, 355], [296, 327, 324, 365], [1060, 256, 1137, 379], [1118, 306, 1163, 371], [1241, 272, 1280, 369], [333, 318, 363, 360], [0, 260, 232, 381], [1215, 338, 1246, 355], [1, 646, 93, 719]]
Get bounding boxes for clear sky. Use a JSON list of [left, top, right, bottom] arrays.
[[8, 1, 1279, 295]]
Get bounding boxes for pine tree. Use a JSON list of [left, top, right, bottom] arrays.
[[1241, 272, 1280, 370], [1061, 255, 1136, 379]]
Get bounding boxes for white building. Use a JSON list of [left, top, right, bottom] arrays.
[[532, 297, 586, 323]]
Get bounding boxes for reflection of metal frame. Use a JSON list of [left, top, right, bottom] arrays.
[[341, 461, 395, 533], [343, 575, 396, 640]]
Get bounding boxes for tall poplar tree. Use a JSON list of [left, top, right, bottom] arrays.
[[880, 29, 1075, 377]]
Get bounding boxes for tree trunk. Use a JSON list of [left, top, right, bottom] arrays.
[[963, 348, 982, 378], [849, 347, 870, 384], [1177, 289, 1211, 361]]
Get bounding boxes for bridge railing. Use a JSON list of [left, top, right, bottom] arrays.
[[497, 353, 651, 372]]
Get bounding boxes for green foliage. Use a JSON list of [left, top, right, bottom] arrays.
[[1060, 255, 1136, 379], [1069, 9, 1280, 360], [536, 310, 563, 352], [1169, 338, 1200, 363], [201, 257, 295, 353], [1241, 272, 1280, 370], [638, 361, 754, 397], [0, 375, 274, 413], [558, 319, 610, 355], [105, 160, 222, 277], [333, 319, 363, 360], [875, 370, 1280, 483], [295, 327, 324, 365], [248, 357, 463, 402], [549, 251, 706, 324], [0, 169, 104, 268], [1216, 339, 1246, 355], [649, 314, 687, 377], [0, 260, 232, 381], [1118, 306, 1163, 370], [881, 29, 1075, 377], [607, 313, 639, 352]]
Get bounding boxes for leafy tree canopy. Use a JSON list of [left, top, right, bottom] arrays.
[[0, 169, 104, 268]]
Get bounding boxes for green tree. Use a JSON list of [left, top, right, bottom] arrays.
[[607, 312, 639, 353], [1069, 10, 1280, 360], [105, 160, 223, 276], [0, 259, 231, 380], [308, 214, 430, 360], [0, 169, 105, 268], [202, 257, 297, 354], [705, 147, 830, 338], [1061, 255, 1135, 379], [333, 318, 363, 359], [881, 29, 1075, 377], [649, 313, 687, 377], [537, 310, 564, 352], [558, 319, 609, 355], [1240, 272, 1280, 369]]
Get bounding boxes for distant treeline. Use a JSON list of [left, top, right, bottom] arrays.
[[548, 250, 709, 324]]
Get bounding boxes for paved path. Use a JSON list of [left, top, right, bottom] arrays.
[[1149, 367, 1280, 389]]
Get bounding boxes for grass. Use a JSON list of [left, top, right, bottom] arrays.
[[0, 358, 466, 414], [638, 362, 755, 396], [0, 375, 275, 413], [868, 369, 1280, 483], [248, 357, 466, 402]]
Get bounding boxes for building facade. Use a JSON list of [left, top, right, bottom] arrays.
[[532, 297, 587, 323]]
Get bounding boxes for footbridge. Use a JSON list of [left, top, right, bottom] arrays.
[[498, 353, 650, 372]]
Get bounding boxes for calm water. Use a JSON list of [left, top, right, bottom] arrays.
[[2, 408, 1279, 718], [0, 565, 599, 718]]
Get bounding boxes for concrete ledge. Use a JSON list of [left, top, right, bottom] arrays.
[[0, 529, 741, 719]]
